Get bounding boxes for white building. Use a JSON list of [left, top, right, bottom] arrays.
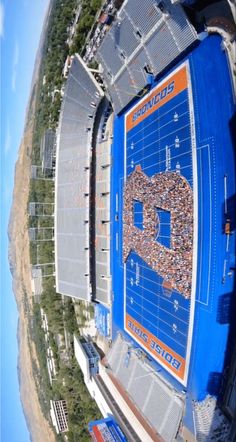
[[46, 347, 57, 385], [74, 335, 112, 417], [50, 400, 68, 434], [31, 267, 43, 302]]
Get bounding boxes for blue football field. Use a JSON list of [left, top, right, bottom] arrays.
[[123, 61, 196, 385], [111, 35, 236, 395]]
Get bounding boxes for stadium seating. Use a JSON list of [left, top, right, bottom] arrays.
[[107, 335, 183, 441], [55, 54, 104, 300], [96, 0, 197, 113]]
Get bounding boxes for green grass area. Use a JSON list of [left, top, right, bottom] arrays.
[[31, 0, 77, 165], [70, 0, 103, 55], [29, 302, 101, 440]]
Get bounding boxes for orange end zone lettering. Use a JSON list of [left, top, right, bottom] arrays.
[[125, 313, 186, 380], [126, 66, 188, 132], [92, 425, 106, 442]]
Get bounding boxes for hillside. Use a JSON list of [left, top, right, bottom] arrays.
[[8, 87, 56, 442], [8, 2, 56, 441]]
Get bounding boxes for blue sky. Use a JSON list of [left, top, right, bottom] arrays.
[[1, 1, 49, 441]]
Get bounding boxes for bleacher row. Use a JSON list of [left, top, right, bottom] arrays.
[[95, 115, 112, 304], [107, 334, 184, 442], [96, 0, 198, 113], [55, 54, 104, 301]]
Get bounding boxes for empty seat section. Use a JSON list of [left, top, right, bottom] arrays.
[[125, 0, 162, 36], [145, 23, 180, 76], [129, 48, 150, 91], [111, 13, 139, 58], [55, 54, 104, 301], [99, 34, 124, 76]]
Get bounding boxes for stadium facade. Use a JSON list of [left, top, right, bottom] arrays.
[[54, 0, 236, 440]]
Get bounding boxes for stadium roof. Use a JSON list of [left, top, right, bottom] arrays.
[[55, 54, 104, 300], [96, 0, 198, 113]]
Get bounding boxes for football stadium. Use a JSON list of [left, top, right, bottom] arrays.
[[53, 0, 236, 440]]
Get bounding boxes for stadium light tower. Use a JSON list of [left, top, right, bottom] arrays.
[[33, 242, 55, 278], [28, 202, 54, 217], [31, 165, 55, 181], [32, 263, 55, 278], [28, 227, 54, 242]]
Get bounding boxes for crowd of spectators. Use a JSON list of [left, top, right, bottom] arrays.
[[123, 167, 193, 299]]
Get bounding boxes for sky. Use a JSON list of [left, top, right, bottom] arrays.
[[1, 1, 49, 441]]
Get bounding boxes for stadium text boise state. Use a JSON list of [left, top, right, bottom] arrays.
[[127, 319, 181, 371], [132, 81, 175, 122]]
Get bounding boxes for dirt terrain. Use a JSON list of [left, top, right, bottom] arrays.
[[8, 3, 56, 437]]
